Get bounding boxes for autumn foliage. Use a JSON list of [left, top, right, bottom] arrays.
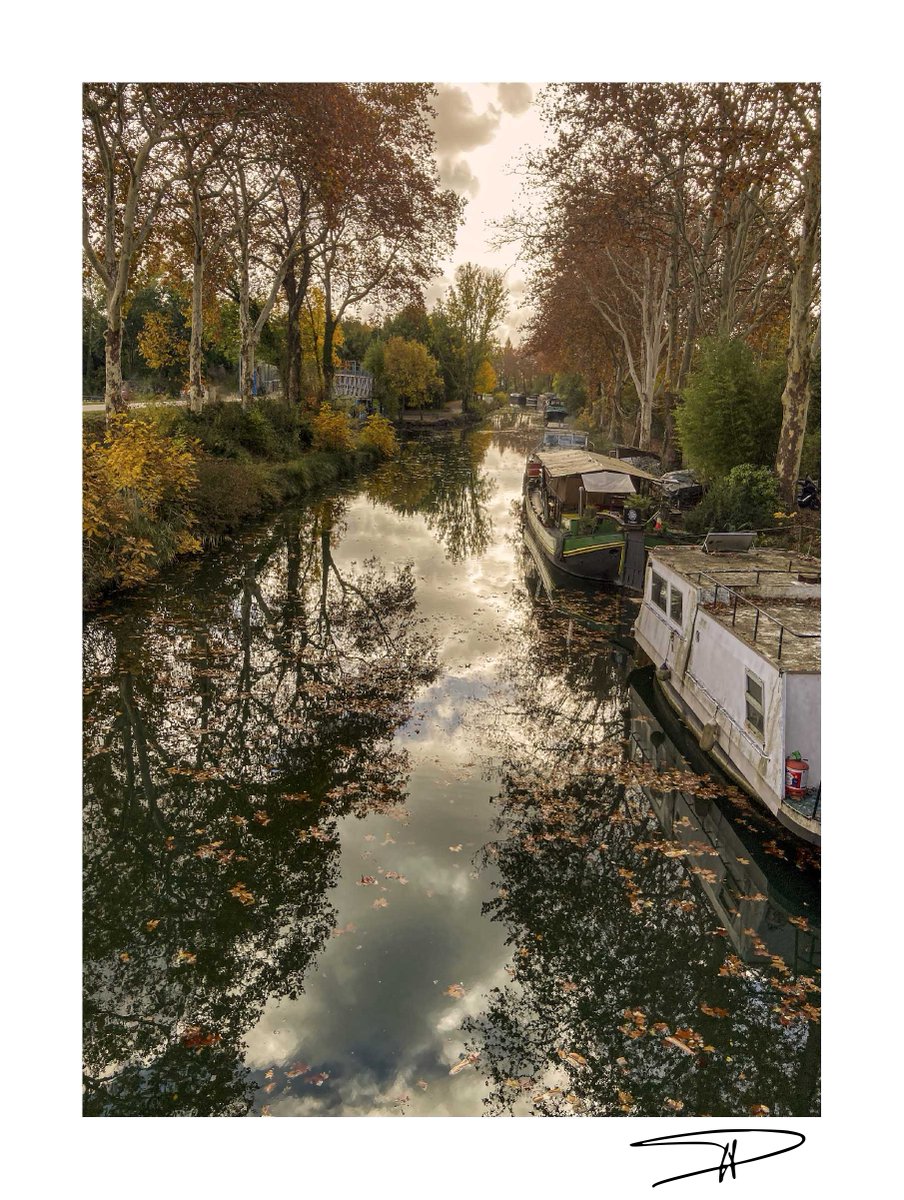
[[310, 407, 355, 453], [358, 414, 399, 458], [83, 416, 201, 599]]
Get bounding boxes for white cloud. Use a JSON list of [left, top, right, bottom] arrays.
[[438, 155, 480, 198], [496, 82, 533, 116], [432, 84, 501, 155]]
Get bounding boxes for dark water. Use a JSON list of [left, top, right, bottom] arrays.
[[83, 423, 820, 1117]]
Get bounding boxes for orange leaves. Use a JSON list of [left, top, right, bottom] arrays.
[[174, 949, 197, 965], [252, 810, 270, 825], [664, 1098, 685, 1112], [749, 1104, 770, 1116], [787, 914, 810, 931], [286, 1062, 311, 1078], [228, 882, 255, 905], [145, 919, 160, 932], [182, 1026, 220, 1049], [357, 875, 377, 886], [719, 954, 746, 978], [306, 1072, 329, 1086], [699, 1003, 730, 1019], [372, 897, 389, 909], [619, 1009, 649, 1039], [444, 983, 466, 999]]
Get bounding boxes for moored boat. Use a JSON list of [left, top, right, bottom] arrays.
[[632, 540, 821, 844], [523, 447, 666, 589]]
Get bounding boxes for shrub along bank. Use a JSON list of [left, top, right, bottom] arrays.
[[83, 399, 398, 607]]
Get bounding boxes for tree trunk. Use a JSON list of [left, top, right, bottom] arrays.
[[238, 253, 255, 408], [104, 310, 126, 417], [321, 315, 336, 405], [188, 242, 206, 413], [775, 135, 820, 506], [284, 270, 303, 406]]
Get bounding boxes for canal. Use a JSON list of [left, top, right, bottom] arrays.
[[83, 419, 820, 1117]]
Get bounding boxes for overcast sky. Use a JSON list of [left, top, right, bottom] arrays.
[[428, 83, 548, 346]]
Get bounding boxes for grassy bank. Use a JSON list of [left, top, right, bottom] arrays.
[[83, 398, 392, 608]]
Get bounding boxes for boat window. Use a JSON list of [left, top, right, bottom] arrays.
[[669, 586, 683, 626], [651, 571, 667, 612], [745, 670, 765, 735]]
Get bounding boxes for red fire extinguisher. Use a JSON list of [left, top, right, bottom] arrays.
[[785, 753, 809, 799]]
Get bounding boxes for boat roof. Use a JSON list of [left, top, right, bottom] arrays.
[[535, 448, 661, 484]]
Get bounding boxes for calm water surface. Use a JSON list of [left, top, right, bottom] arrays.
[[83, 422, 820, 1116]]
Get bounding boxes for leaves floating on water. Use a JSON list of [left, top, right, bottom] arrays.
[[357, 875, 377, 886], [449, 1052, 480, 1075], [372, 897, 389, 908], [444, 983, 466, 998], [229, 882, 255, 905], [285, 1062, 310, 1078]]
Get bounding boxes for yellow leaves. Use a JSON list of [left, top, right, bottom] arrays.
[[228, 882, 255, 905], [253, 810, 270, 825], [358, 414, 398, 458], [444, 983, 466, 999], [617, 1089, 634, 1111], [311, 405, 355, 452], [137, 309, 189, 371], [749, 1104, 770, 1116], [474, 359, 498, 394], [449, 844, 462, 853], [174, 949, 197, 965], [145, 919, 160, 932], [119, 951, 130, 962], [664, 1098, 685, 1112], [372, 897, 389, 909]]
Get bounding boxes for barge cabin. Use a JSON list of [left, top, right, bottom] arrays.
[[632, 541, 821, 844], [523, 448, 664, 588]]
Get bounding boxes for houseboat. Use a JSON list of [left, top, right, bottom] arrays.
[[632, 540, 821, 844], [523, 448, 665, 589]]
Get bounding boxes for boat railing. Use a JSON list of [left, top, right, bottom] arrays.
[[693, 571, 820, 663]]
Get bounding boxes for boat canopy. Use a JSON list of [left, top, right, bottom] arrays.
[[581, 470, 637, 495], [535, 449, 661, 485]]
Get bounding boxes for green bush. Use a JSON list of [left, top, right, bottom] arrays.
[[675, 338, 784, 480], [684, 464, 780, 534]]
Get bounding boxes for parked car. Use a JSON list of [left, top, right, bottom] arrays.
[[659, 469, 705, 509]]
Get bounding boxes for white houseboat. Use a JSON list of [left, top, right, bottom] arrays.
[[632, 540, 821, 844]]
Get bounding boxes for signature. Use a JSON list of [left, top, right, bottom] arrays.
[[631, 1128, 805, 1187]]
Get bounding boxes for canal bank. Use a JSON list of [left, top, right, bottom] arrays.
[[83, 425, 819, 1117]]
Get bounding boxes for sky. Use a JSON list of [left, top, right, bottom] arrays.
[[427, 83, 549, 347]]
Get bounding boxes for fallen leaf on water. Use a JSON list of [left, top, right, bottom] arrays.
[[557, 1049, 588, 1068], [364, 834, 375, 842], [357, 875, 377, 886], [285, 1062, 310, 1078], [306, 1072, 329, 1086], [174, 949, 196, 965], [560, 980, 578, 993], [749, 1103, 770, 1116], [662, 1036, 696, 1056], [699, 1003, 730, 1018], [416, 1080, 428, 1091], [253, 810, 270, 825], [145, 919, 160, 932], [788, 914, 810, 931], [449, 844, 462, 853], [372, 897, 389, 908], [264, 1069, 273, 1080], [444, 982, 466, 998], [261, 1105, 271, 1117], [119, 952, 130, 962], [229, 882, 255, 905], [664, 1098, 685, 1112], [449, 1052, 480, 1075], [533, 1088, 562, 1102]]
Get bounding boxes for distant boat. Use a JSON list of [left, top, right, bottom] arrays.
[[523, 447, 670, 590]]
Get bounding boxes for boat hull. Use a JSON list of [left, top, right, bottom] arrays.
[[523, 492, 624, 581]]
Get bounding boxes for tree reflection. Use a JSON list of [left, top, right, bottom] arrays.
[[365, 431, 496, 560], [463, 567, 820, 1117], [83, 503, 437, 1115]]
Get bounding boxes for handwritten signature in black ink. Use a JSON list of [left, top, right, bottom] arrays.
[[631, 1128, 805, 1187]]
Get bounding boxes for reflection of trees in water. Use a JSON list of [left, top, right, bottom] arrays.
[[365, 431, 497, 561], [464, 585, 820, 1117], [83, 505, 437, 1116]]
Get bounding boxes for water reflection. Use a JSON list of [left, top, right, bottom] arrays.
[[365, 431, 497, 561], [461, 549, 820, 1117], [83, 504, 437, 1115], [83, 432, 819, 1118]]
